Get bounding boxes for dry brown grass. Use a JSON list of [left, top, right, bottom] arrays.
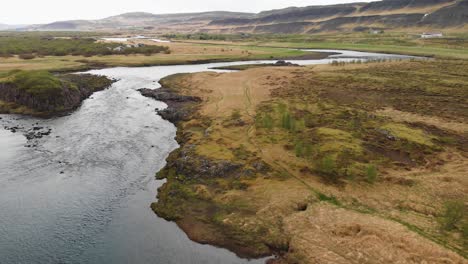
[[0, 42, 307, 74], [154, 61, 468, 263], [283, 203, 466, 264], [377, 107, 468, 134]]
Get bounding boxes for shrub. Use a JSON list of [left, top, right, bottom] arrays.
[[281, 111, 295, 131], [294, 140, 314, 159], [0, 53, 13, 58], [294, 141, 304, 157], [440, 200, 465, 231], [18, 54, 36, 60], [256, 112, 274, 130], [366, 164, 378, 183], [262, 113, 274, 129], [231, 109, 242, 120], [316, 155, 339, 182], [317, 192, 340, 205]]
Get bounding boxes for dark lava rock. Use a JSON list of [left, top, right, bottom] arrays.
[[25, 132, 38, 140], [139, 88, 201, 103], [275, 60, 299, 67], [158, 109, 194, 123], [18, 126, 53, 140], [139, 88, 201, 124]]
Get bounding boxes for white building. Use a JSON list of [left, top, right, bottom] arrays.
[[421, 32, 443, 38]]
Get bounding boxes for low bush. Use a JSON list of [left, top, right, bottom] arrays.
[[317, 192, 341, 205], [440, 200, 465, 231], [18, 54, 36, 60], [366, 164, 378, 183], [231, 109, 242, 120], [316, 155, 339, 182]]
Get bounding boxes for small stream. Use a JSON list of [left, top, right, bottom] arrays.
[[0, 50, 415, 264]]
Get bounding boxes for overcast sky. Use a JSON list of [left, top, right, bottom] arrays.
[[2, 0, 377, 25]]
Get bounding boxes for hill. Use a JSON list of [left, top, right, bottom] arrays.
[[207, 0, 467, 33], [0, 24, 27, 30], [15, 0, 468, 33], [27, 11, 255, 32]]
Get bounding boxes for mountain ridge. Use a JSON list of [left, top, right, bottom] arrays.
[[11, 0, 468, 33]]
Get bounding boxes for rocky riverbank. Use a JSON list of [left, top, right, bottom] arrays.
[[139, 73, 276, 258], [0, 72, 114, 117], [140, 60, 467, 263], [211, 60, 300, 71], [138, 86, 201, 124]]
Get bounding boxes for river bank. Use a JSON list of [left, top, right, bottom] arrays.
[[1, 51, 465, 264], [143, 59, 467, 263], [0, 41, 317, 75], [0, 62, 270, 264], [0, 72, 114, 117]]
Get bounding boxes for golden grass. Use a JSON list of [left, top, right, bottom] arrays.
[[154, 60, 468, 262], [377, 107, 468, 134], [316, 127, 363, 154], [0, 42, 309, 74]]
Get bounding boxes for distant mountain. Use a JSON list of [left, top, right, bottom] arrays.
[[422, 0, 468, 26], [208, 0, 467, 34], [0, 24, 28, 30], [18, 0, 468, 33], [26, 11, 255, 31], [359, 0, 454, 12]]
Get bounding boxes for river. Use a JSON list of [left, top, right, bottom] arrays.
[[0, 50, 415, 264]]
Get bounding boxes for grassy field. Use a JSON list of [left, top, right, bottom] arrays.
[[0, 32, 169, 57], [2, 31, 467, 75], [171, 32, 468, 59], [258, 41, 468, 59], [152, 60, 467, 263], [0, 40, 311, 74]]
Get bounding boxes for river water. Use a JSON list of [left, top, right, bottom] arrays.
[[0, 50, 414, 264]]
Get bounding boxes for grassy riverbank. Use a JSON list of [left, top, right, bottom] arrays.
[[0, 70, 113, 116], [151, 59, 467, 263], [2, 31, 467, 76], [169, 32, 468, 59], [0, 33, 315, 74]]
